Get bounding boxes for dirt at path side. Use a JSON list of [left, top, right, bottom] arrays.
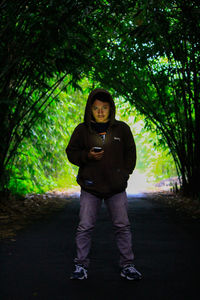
[[0, 188, 80, 240], [146, 191, 200, 220], [0, 187, 199, 240]]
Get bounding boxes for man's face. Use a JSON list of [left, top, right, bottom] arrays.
[[91, 99, 110, 123]]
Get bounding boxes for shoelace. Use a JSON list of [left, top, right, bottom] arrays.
[[75, 265, 85, 272], [125, 265, 140, 275]]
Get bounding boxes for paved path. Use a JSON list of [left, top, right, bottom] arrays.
[[0, 194, 199, 300]]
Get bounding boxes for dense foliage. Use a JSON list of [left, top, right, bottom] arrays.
[[0, 0, 199, 198], [89, 0, 200, 197], [0, 0, 113, 192], [8, 82, 86, 194], [9, 81, 176, 195]]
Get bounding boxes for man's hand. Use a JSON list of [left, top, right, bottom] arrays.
[[88, 148, 104, 160]]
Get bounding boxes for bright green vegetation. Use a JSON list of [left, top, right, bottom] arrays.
[[1, 1, 199, 199], [8, 81, 87, 195], [8, 79, 176, 195], [115, 98, 177, 185]]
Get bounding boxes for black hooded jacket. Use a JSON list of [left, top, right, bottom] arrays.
[[66, 88, 136, 198]]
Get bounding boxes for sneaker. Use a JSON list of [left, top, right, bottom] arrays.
[[70, 264, 88, 280], [121, 264, 142, 281]]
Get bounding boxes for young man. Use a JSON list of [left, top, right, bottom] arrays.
[[66, 88, 142, 281]]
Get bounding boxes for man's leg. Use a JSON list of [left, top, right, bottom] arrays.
[[105, 191, 134, 267], [74, 189, 102, 268]]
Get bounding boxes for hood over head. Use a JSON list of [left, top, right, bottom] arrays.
[[84, 88, 116, 128]]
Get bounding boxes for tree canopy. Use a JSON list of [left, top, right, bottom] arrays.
[[89, 0, 200, 197], [0, 0, 114, 191], [0, 0, 200, 198]]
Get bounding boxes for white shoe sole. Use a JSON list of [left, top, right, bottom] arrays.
[[121, 272, 142, 280]]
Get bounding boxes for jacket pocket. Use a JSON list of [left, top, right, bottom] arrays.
[[77, 164, 95, 187], [110, 168, 129, 191]]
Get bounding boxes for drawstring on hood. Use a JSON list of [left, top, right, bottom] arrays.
[[84, 88, 116, 129]]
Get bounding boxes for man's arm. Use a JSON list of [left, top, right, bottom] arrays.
[[66, 125, 89, 167], [123, 124, 137, 174]]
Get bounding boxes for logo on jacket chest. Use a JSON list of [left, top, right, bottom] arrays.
[[114, 136, 121, 142]]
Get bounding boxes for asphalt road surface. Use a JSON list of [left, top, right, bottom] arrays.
[[0, 193, 199, 300]]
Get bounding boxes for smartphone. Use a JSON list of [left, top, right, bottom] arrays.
[[93, 147, 102, 152]]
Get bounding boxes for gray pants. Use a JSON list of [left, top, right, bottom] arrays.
[[74, 189, 134, 268]]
